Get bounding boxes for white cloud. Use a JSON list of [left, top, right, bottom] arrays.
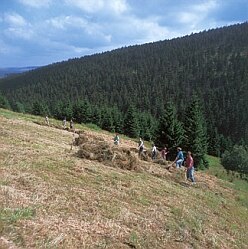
[[44, 15, 111, 45], [47, 15, 88, 30], [3, 13, 34, 40], [18, 0, 52, 8], [5, 27, 34, 40], [108, 0, 128, 14], [4, 12, 28, 27], [64, 0, 128, 15], [176, 0, 218, 28], [122, 17, 173, 43]]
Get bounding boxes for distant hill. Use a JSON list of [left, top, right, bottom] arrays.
[[0, 66, 38, 78], [0, 22, 247, 145]]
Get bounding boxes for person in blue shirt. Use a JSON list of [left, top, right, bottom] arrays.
[[174, 147, 184, 168]]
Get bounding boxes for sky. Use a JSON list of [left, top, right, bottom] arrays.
[[0, 0, 247, 67]]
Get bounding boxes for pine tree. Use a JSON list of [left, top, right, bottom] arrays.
[[184, 95, 208, 168], [123, 105, 140, 138], [101, 107, 114, 132], [208, 126, 221, 157], [91, 106, 102, 127], [32, 101, 46, 116], [139, 112, 158, 141], [111, 106, 124, 134], [73, 101, 84, 123], [156, 102, 184, 158], [0, 92, 10, 109]]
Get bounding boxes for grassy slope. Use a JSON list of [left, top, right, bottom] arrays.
[[0, 109, 247, 249]]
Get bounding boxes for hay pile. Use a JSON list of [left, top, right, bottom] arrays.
[[76, 134, 141, 171]]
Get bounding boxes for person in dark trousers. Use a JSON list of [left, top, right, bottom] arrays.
[[185, 151, 195, 184], [151, 143, 157, 160], [70, 119, 74, 129], [114, 134, 120, 145], [45, 115, 50, 126]]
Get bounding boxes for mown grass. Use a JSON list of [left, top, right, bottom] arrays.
[[0, 108, 248, 248]]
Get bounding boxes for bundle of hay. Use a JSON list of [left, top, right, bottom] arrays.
[[152, 159, 169, 168], [74, 132, 105, 146], [77, 136, 141, 171], [111, 148, 140, 171], [74, 132, 88, 146]]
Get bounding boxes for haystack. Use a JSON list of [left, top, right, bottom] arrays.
[[76, 134, 141, 171]]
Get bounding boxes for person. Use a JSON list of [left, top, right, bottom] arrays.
[[62, 117, 67, 129], [114, 134, 120, 145], [174, 147, 184, 168], [151, 143, 157, 160], [70, 119, 74, 129], [138, 138, 144, 156], [45, 115, 49, 126], [161, 146, 168, 160], [185, 151, 195, 183]]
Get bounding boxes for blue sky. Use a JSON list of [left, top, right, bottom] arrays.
[[0, 0, 247, 67]]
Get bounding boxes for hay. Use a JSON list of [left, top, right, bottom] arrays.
[[76, 135, 141, 171], [152, 159, 169, 167]]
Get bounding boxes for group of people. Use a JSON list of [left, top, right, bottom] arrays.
[[114, 135, 195, 184], [62, 117, 74, 129], [45, 116, 75, 130], [45, 118, 195, 184]]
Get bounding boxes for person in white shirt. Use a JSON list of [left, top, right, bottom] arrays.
[[152, 143, 157, 160]]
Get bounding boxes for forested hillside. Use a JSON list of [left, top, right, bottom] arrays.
[[0, 22, 247, 150]]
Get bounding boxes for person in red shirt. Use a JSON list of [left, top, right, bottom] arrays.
[[185, 151, 195, 183], [161, 146, 168, 160]]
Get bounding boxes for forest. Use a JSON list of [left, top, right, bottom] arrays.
[[0, 22, 247, 172]]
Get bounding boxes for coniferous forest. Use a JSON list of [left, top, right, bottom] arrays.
[[0, 22, 248, 171]]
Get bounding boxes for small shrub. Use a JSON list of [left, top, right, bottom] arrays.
[[221, 145, 248, 175]]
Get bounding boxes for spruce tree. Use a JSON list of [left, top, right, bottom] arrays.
[[184, 95, 208, 169], [156, 102, 184, 159], [111, 106, 124, 134], [123, 105, 140, 138], [91, 107, 102, 127], [32, 101, 46, 116], [208, 126, 221, 157], [0, 92, 10, 109], [101, 107, 114, 132], [139, 112, 158, 141]]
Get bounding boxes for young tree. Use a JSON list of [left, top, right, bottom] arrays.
[[0, 92, 10, 109], [72, 100, 92, 124], [111, 106, 124, 134], [31, 101, 46, 116], [123, 105, 140, 138], [208, 126, 221, 157], [139, 112, 158, 141], [221, 145, 248, 177], [156, 102, 184, 159], [184, 95, 208, 169], [101, 107, 114, 132]]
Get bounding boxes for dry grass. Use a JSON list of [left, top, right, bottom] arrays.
[[0, 109, 248, 249]]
